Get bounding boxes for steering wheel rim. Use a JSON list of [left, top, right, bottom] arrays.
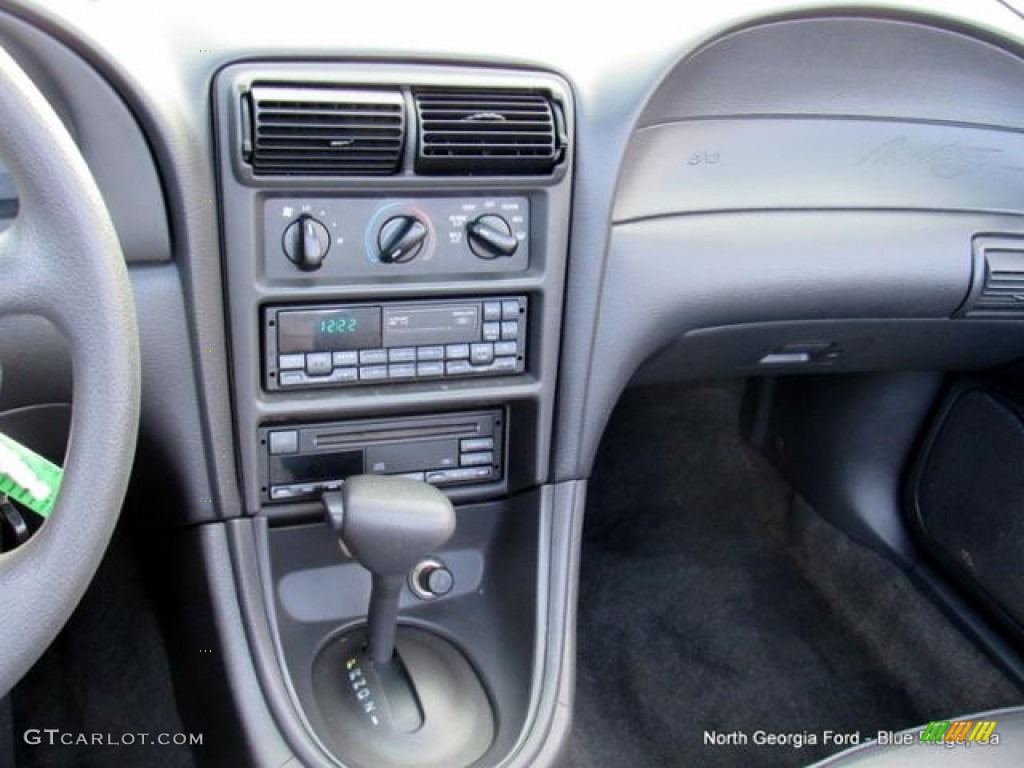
[[0, 43, 140, 695]]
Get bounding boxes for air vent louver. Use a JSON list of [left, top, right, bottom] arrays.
[[413, 89, 562, 175], [963, 241, 1024, 318], [246, 86, 404, 176]]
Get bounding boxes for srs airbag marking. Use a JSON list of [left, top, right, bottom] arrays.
[[858, 136, 1024, 179]]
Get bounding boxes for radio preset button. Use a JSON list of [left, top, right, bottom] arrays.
[[470, 343, 495, 365], [492, 356, 518, 372], [461, 451, 494, 467], [500, 321, 519, 340], [388, 364, 417, 379], [306, 352, 333, 376], [388, 347, 417, 363], [279, 354, 305, 371], [279, 371, 308, 387], [483, 302, 502, 322], [494, 341, 518, 357], [461, 437, 495, 453], [417, 346, 445, 361], [445, 344, 470, 360], [332, 350, 359, 367], [445, 360, 473, 376], [417, 362, 444, 377], [359, 365, 388, 381], [501, 300, 520, 320], [328, 368, 359, 383], [482, 322, 501, 342], [359, 349, 388, 365]]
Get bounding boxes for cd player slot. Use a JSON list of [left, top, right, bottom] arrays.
[[314, 422, 482, 448]]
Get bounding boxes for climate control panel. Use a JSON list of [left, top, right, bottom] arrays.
[[263, 196, 529, 279]]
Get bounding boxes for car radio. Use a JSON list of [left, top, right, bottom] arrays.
[[264, 296, 527, 391], [259, 410, 504, 503]]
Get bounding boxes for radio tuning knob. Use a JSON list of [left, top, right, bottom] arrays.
[[466, 214, 518, 260], [377, 215, 428, 264], [282, 214, 330, 271]]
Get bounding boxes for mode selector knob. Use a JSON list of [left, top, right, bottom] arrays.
[[377, 215, 428, 264], [466, 215, 518, 260], [282, 215, 330, 272]]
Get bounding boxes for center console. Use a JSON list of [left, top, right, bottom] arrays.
[[214, 62, 575, 768]]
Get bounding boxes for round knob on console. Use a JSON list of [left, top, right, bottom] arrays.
[[409, 558, 454, 600], [282, 214, 330, 271], [466, 214, 518, 260], [377, 215, 428, 264]]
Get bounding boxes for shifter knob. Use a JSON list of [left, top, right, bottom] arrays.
[[323, 475, 454, 665]]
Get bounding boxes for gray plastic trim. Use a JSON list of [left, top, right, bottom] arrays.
[[0, 11, 171, 263]]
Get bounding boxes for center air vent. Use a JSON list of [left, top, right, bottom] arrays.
[[245, 86, 405, 176], [413, 89, 562, 175]]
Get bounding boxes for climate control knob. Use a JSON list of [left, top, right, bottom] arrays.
[[377, 215, 428, 264], [282, 215, 330, 271], [466, 214, 518, 260]]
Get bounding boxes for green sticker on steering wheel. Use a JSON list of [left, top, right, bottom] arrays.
[[0, 431, 62, 518]]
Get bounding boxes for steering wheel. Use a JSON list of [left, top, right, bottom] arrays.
[[0, 44, 140, 695]]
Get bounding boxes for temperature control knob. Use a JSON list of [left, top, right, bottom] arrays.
[[377, 215, 428, 264], [282, 215, 330, 271], [466, 215, 518, 260]]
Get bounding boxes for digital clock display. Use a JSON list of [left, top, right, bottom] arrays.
[[278, 307, 383, 353]]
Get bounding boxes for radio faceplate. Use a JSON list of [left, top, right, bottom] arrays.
[[260, 410, 505, 503], [264, 296, 527, 391]]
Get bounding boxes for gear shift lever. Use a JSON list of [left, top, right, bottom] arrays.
[[323, 475, 454, 665], [315, 475, 493, 768]]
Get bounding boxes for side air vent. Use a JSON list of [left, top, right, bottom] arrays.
[[413, 89, 563, 175], [961, 238, 1024, 318], [244, 86, 405, 176]]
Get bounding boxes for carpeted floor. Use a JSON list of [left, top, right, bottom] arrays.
[[11, 526, 195, 768], [568, 380, 1023, 768]]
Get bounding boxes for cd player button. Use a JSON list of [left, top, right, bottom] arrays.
[[492, 356, 518, 372], [328, 368, 358, 383], [500, 321, 520, 340], [270, 486, 299, 500], [359, 349, 388, 365], [388, 347, 417, 363], [461, 451, 494, 467], [482, 322, 501, 342], [483, 301, 502, 322], [425, 470, 449, 485], [279, 371, 308, 387], [417, 362, 444, 378], [359, 365, 388, 381], [306, 352, 333, 376], [470, 343, 495, 365], [397, 472, 426, 482], [445, 344, 470, 360], [278, 354, 305, 371], [269, 430, 299, 455], [501, 300, 521, 320], [332, 350, 359, 367], [445, 360, 473, 376], [388, 364, 417, 380], [417, 346, 445, 361], [460, 437, 495, 453], [494, 341, 518, 357]]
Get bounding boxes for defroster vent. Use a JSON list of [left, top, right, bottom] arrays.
[[414, 89, 563, 175], [244, 86, 405, 176]]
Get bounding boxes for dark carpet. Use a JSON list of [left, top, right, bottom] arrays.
[[11, 525, 196, 768], [568, 381, 1022, 768]]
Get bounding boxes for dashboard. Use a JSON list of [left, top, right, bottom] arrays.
[[5, 0, 1024, 766]]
